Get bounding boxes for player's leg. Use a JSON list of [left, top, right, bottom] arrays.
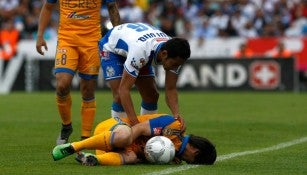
[[108, 79, 127, 118], [79, 78, 97, 139], [100, 52, 127, 118], [72, 124, 132, 150], [78, 46, 100, 139], [54, 45, 78, 145], [135, 66, 159, 115], [95, 150, 137, 165], [55, 73, 74, 145], [76, 150, 137, 166], [52, 124, 132, 161]]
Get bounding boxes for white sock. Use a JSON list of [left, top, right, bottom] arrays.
[[111, 110, 127, 118], [140, 107, 157, 115]]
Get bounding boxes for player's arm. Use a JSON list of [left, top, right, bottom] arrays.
[[165, 70, 186, 131], [165, 70, 180, 118], [36, 1, 55, 55], [106, 1, 121, 27], [95, 150, 138, 165], [131, 115, 176, 141], [119, 69, 139, 125]]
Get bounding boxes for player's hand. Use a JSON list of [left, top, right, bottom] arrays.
[[36, 37, 48, 55], [174, 114, 186, 132], [129, 118, 140, 126], [172, 157, 182, 164]]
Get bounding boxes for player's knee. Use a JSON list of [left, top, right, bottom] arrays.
[[120, 125, 133, 146], [80, 80, 96, 97], [56, 83, 70, 96], [148, 89, 159, 102], [113, 125, 133, 147], [56, 74, 73, 95], [142, 89, 159, 102], [81, 88, 95, 98]]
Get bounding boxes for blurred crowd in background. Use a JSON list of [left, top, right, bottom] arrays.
[[1, 0, 307, 60]]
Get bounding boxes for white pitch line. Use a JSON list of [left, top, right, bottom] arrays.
[[143, 136, 307, 175]]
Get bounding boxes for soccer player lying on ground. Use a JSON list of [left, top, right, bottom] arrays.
[[52, 114, 217, 165]]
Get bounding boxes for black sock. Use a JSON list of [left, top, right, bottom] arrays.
[[61, 123, 73, 139]]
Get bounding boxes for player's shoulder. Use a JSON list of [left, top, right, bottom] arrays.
[[126, 44, 148, 62], [137, 114, 169, 121]]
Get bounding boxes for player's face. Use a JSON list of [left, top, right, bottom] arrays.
[[162, 56, 185, 71], [181, 144, 199, 164]]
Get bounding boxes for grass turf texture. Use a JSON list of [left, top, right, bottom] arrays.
[[0, 91, 306, 175]]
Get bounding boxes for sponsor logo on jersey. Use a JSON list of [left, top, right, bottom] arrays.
[[131, 58, 139, 69], [62, 0, 98, 9], [153, 127, 162, 135], [130, 58, 146, 70], [155, 38, 168, 42], [57, 48, 67, 53], [67, 12, 90, 19], [162, 128, 181, 136]]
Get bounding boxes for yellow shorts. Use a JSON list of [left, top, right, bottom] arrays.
[[54, 43, 100, 80], [94, 118, 118, 135]]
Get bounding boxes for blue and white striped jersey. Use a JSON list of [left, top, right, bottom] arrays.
[[99, 23, 172, 77]]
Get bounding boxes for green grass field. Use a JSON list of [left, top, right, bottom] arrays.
[[0, 91, 306, 175]]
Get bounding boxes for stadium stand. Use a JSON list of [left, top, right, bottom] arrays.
[[1, 0, 307, 42], [1, 0, 307, 92]]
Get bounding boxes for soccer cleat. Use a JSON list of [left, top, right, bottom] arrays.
[[75, 152, 99, 166], [56, 124, 73, 145], [56, 135, 68, 145], [52, 143, 75, 161]]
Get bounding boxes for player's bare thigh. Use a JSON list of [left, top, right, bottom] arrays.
[[112, 125, 133, 148], [107, 79, 122, 103], [135, 76, 159, 103]]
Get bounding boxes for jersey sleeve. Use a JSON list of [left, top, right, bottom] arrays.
[[148, 115, 184, 136], [124, 46, 149, 77], [137, 114, 184, 157]]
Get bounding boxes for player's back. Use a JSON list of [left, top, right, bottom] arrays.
[[104, 23, 170, 57]]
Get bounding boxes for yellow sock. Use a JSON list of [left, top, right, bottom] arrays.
[[81, 99, 96, 137], [96, 152, 122, 165], [56, 94, 72, 125], [71, 131, 112, 151]]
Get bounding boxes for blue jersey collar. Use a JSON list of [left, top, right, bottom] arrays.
[[153, 42, 165, 65], [176, 135, 190, 157]]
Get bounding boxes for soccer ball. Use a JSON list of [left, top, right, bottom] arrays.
[[144, 136, 175, 164]]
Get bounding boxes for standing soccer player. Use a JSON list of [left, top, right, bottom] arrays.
[[36, 0, 120, 145], [99, 22, 190, 126]]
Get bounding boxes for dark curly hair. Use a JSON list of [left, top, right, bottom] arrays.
[[161, 38, 191, 61], [188, 135, 217, 165]]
